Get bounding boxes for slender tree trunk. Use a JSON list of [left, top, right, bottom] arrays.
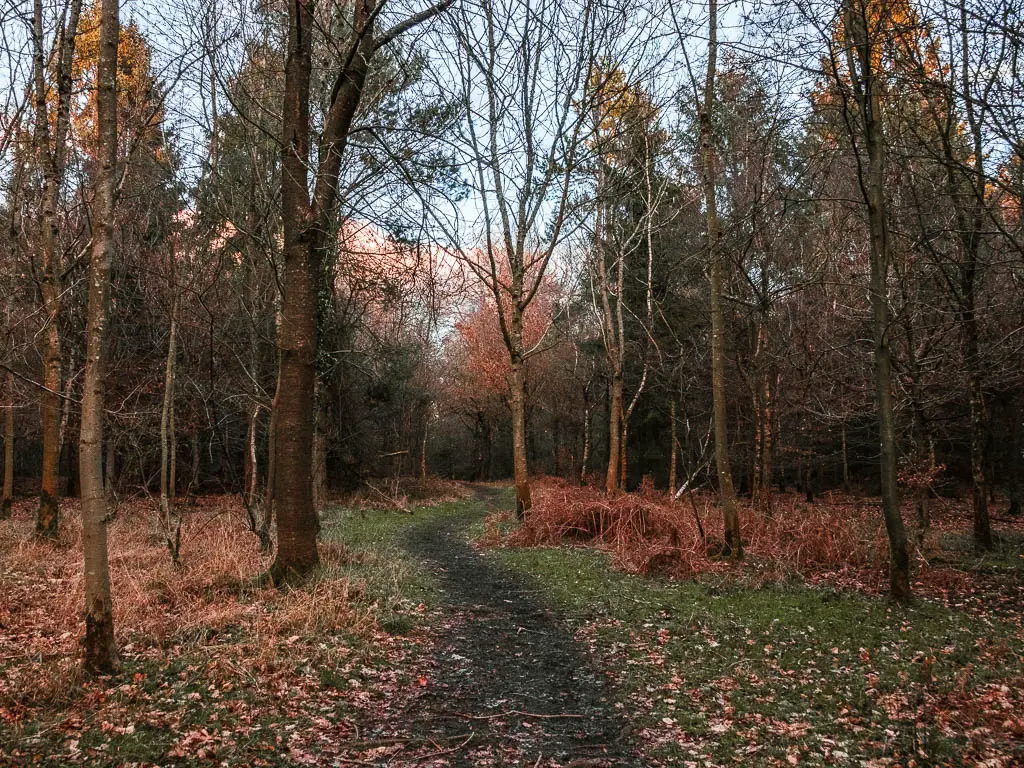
[[762, 381, 774, 511], [79, 0, 119, 672], [259, 379, 278, 553], [866, 121, 910, 601], [244, 406, 257, 505], [31, 0, 83, 539], [190, 427, 200, 490], [751, 323, 774, 514], [509, 354, 532, 518], [104, 435, 116, 495], [841, 422, 850, 492], [312, 394, 326, 523], [702, 0, 741, 558], [842, 0, 910, 601], [1008, 394, 1023, 517], [956, 1, 993, 547], [37, 320, 61, 535], [668, 399, 678, 496], [967, 369, 991, 547], [2, 371, 13, 518], [505, 294, 532, 516], [421, 415, 429, 481], [580, 387, 590, 485], [618, 133, 655, 494], [619, 418, 629, 490], [160, 297, 181, 563], [606, 373, 623, 494]]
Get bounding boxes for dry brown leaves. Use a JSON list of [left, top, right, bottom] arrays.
[[497, 478, 1024, 602], [0, 495, 371, 721]]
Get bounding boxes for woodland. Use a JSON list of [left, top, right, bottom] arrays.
[[0, 0, 1023, 764]]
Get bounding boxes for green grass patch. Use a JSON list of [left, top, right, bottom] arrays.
[[489, 544, 1024, 764]]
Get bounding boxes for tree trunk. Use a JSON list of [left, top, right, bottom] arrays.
[[272, 0, 320, 583], [668, 399, 678, 496], [2, 371, 13, 518], [271, 0, 438, 580], [312, 422, 326, 522], [104, 435, 116, 495], [842, 0, 911, 601], [31, 0, 83, 539], [956, 1, 993, 548], [967, 373, 992, 547], [36, 320, 61, 536], [271, 232, 320, 581], [841, 422, 850, 492], [259, 380, 278, 553], [190, 427, 200, 491], [421, 415, 429, 481], [702, 0, 741, 558], [79, 0, 118, 672], [751, 323, 774, 514], [509, 357, 532, 518], [606, 373, 623, 494], [619, 407, 629, 491], [246, 404, 260, 507], [1008, 395, 1023, 517], [580, 384, 591, 484], [159, 297, 181, 563]]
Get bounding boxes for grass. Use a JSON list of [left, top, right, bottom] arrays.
[[489, 544, 1024, 765], [321, 497, 478, 628]]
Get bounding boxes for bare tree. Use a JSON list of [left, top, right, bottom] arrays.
[[440, 0, 611, 516], [831, 0, 911, 600], [700, 0, 742, 557], [31, 0, 83, 538]]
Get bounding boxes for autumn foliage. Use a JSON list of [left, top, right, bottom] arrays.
[[450, 273, 562, 399]]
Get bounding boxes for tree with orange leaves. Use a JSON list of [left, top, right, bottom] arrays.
[[71, 4, 166, 164]]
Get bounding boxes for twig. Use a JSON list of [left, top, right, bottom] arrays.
[[364, 481, 413, 515], [457, 710, 584, 720], [410, 733, 473, 762], [342, 733, 473, 750]]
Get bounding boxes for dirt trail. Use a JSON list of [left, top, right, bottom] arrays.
[[383, 486, 640, 766]]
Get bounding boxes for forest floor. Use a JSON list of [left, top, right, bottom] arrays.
[[1, 485, 1023, 766]]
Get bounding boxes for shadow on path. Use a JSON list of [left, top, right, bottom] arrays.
[[390, 486, 640, 767]]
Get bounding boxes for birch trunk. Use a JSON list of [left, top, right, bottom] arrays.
[[841, 422, 850, 492]]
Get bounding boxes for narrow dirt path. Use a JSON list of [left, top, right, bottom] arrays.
[[378, 487, 640, 767]]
